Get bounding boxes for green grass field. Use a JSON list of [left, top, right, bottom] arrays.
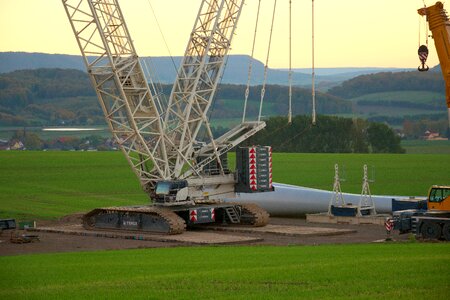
[[0, 243, 449, 299], [1, 151, 449, 220], [0, 151, 146, 220], [346, 91, 445, 118], [401, 139, 450, 154], [271, 153, 449, 196], [1, 151, 449, 299], [349, 91, 445, 104]]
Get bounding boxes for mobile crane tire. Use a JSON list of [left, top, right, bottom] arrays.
[[82, 206, 186, 235], [443, 223, 450, 241], [420, 221, 442, 240]]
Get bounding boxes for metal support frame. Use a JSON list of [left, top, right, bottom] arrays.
[[328, 164, 345, 215], [358, 164, 377, 216]]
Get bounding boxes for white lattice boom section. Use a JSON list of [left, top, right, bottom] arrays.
[[63, 0, 267, 195], [165, 0, 264, 178], [62, 0, 170, 190]]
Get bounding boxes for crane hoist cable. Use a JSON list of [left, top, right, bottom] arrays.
[[145, 0, 178, 74], [279, 123, 313, 149], [288, 0, 293, 124], [258, 0, 278, 122], [242, 0, 262, 123], [417, 2, 430, 71], [311, 0, 317, 125]]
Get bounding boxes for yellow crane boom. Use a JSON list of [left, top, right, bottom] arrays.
[[418, 1, 450, 129]]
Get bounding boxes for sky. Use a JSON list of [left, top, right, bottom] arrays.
[[0, 0, 444, 69]]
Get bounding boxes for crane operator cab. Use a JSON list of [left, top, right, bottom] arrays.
[[428, 185, 450, 211], [153, 180, 189, 204]]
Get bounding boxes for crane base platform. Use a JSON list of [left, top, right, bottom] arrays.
[[29, 225, 263, 245], [306, 213, 390, 225], [202, 224, 355, 237]]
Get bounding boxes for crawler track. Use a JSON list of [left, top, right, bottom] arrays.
[[239, 203, 270, 227], [82, 206, 186, 235]]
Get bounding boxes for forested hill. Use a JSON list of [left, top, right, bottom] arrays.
[[0, 52, 409, 87], [0, 69, 102, 125], [327, 68, 444, 98], [1, 66, 446, 132], [0, 68, 351, 126], [0, 68, 95, 105]]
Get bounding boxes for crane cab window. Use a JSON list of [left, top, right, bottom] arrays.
[[155, 182, 171, 195], [429, 188, 450, 203]]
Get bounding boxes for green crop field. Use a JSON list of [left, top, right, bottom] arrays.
[[401, 139, 450, 154], [0, 151, 147, 220], [346, 91, 446, 118], [0, 243, 449, 299], [271, 153, 449, 195], [349, 91, 445, 104], [1, 151, 449, 299], [0, 151, 449, 220]]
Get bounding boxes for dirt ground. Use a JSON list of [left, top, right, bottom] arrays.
[[0, 215, 409, 256]]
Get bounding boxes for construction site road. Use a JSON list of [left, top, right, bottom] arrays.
[[0, 216, 410, 256]]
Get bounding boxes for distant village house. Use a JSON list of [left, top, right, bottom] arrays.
[[421, 130, 448, 141]]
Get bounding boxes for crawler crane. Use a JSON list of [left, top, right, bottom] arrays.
[[62, 0, 272, 234]]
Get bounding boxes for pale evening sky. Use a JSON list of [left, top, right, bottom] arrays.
[[0, 0, 443, 69]]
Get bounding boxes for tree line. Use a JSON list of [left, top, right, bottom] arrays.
[[5, 114, 405, 153], [244, 115, 404, 153]]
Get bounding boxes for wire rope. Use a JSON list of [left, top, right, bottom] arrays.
[[288, 0, 293, 124], [242, 0, 262, 123], [278, 123, 313, 149], [311, 0, 316, 125], [418, 1, 429, 47], [258, 0, 278, 122], [145, 0, 178, 74]]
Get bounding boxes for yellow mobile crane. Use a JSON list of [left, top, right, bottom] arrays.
[[391, 2, 450, 241], [418, 1, 450, 131]]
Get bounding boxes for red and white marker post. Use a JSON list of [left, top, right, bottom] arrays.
[[384, 218, 394, 241]]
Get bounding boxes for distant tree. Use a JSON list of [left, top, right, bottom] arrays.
[[367, 123, 405, 153], [351, 118, 369, 153], [24, 133, 43, 150]]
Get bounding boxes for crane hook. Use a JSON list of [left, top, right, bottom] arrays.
[[418, 44, 429, 72]]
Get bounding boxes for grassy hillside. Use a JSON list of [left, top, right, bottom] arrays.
[[0, 68, 351, 127], [401, 139, 450, 154], [349, 91, 445, 105], [327, 70, 444, 99], [0, 243, 449, 299], [1, 151, 449, 220], [1, 67, 447, 132], [347, 91, 446, 120]]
